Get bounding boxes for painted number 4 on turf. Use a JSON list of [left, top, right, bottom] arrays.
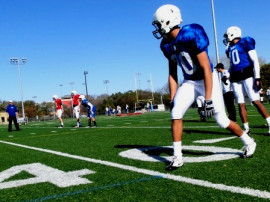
[[0, 163, 94, 190]]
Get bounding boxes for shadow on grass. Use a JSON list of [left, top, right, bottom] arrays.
[[183, 129, 230, 135], [115, 145, 212, 164]]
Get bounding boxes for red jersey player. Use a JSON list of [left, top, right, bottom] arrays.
[[71, 90, 81, 127], [53, 95, 64, 128]]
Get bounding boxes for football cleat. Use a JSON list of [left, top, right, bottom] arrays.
[[166, 156, 183, 171], [242, 140, 256, 158], [58, 125, 63, 128]]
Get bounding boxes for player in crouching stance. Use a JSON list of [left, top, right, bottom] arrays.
[[71, 90, 81, 127], [152, 4, 256, 171], [53, 95, 64, 128], [79, 95, 97, 128], [223, 26, 270, 136]]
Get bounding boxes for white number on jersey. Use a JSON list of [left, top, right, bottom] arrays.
[[171, 51, 197, 75], [231, 49, 240, 65]]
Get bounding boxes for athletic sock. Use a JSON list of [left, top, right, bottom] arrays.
[[243, 123, 249, 131], [239, 133, 254, 145], [266, 117, 270, 132], [173, 141, 182, 159], [93, 121, 97, 126]]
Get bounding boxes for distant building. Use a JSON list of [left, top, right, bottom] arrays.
[[61, 95, 72, 108], [0, 112, 8, 125]]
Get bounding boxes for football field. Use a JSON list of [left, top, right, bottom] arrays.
[[0, 105, 270, 201]]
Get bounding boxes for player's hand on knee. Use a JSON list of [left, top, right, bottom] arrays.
[[204, 100, 214, 118]]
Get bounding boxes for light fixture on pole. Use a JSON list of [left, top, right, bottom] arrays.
[[10, 57, 27, 120], [32, 96, 37, 103], [59, 84, 63, 97], [83, 71, 89, 98], [103, 80, 109, 95]]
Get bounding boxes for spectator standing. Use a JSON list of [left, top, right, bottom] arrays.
[[126, 104, 129, 114], [6, 100, 20, 132]]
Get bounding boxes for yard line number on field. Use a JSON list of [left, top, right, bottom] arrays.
[[0, 140, 269, 199]]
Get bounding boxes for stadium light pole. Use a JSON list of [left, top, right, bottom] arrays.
[[136, 73, 141, 89], [103, 80, 109, 95], [83, 71, 89, 98], [134, 77, 138, 102], [210, 0, 220, 63], [32, 96, 38, 118], [10, 57, 27, 120]]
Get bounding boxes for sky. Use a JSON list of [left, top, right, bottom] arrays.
[[1, 0, 270, 103]]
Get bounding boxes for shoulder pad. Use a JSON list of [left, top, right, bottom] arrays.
[[240, 36, 255, 51], [178, 24, 209, 54]]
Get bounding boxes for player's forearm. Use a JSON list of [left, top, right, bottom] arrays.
[[169, 60, 178, 101], [248, 50, 260, 79], [169, 75, 178, 101], [204, 71, 213, 100]]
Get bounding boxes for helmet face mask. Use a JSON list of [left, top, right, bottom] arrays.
[[223, 33, 229, 46], [152, 4, 182, 39], [152, 21, 165, 39]]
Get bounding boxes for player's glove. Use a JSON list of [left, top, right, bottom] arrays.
[[170, 101, 174, 112], [204, 100, 214, 119], [254, 78, 262, 91], [221, 76, 228, 85]]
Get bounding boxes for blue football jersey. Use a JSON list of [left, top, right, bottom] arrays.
[[160, 23, 213, 80], [226, 37, 255, 72], [82, 99, 91, 111]]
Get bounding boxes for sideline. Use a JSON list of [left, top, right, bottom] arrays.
[[0, 140, 269, 199]]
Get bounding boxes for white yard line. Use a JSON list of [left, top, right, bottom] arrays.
[[0, 140, 269, 199], [193, 136, 237, 144], [20, 126, 219, 129]]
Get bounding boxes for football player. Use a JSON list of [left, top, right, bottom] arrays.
[[223, 26, 270, 135], [53, 95, 64, 128], [79, 95, 97, 128], [152, 4, 256, 171], [215, 63, 237, 122], [71, 90, 81, 127]]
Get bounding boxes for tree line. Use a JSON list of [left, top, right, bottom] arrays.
[[1, 63, 269, 119]]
